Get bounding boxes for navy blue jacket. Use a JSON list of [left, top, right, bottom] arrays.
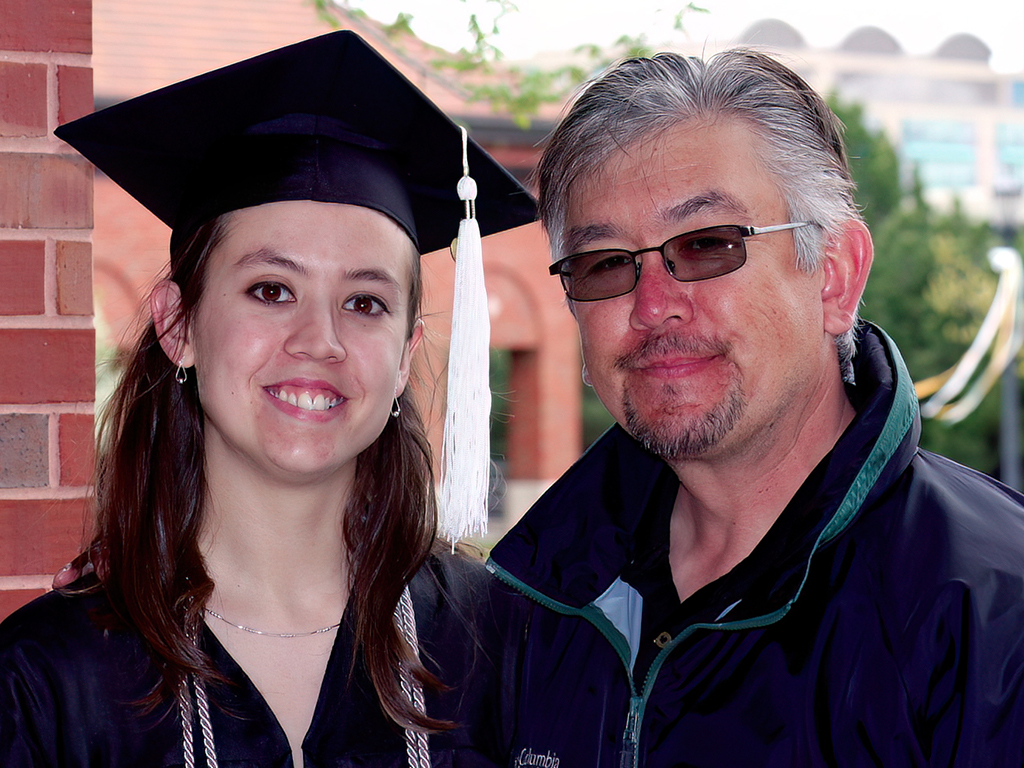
[[489, 325, 1024, 767]]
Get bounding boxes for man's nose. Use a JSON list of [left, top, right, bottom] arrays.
[[629, 253, 694, 330]]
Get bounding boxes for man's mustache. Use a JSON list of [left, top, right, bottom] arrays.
[[615, 333, 731, 372]]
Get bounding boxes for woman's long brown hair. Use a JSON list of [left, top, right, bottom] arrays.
[[86, 214, 449, 731]]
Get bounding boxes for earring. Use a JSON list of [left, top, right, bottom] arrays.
[[390, 398, 402, 418], [175, 358, 187, 385]]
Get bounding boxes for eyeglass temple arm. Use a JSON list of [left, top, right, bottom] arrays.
[[744, 221, 813, 237]]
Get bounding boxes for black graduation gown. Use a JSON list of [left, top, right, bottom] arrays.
[[0, 554, 524, 767]]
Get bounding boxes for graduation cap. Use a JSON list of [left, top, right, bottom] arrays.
[[55, 29, 535, 256], [57, 30, 536, 542]]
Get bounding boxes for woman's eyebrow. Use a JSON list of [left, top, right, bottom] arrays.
[[234, 250, 401, 291], [345, 267, 401, 291], [234, 247, 309, 276]]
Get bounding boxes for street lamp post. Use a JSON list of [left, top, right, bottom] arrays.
[[995, 177, 1023, 490]]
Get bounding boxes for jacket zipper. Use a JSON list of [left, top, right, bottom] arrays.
[[624, 610, 794, 768], [620, 696, 643, 768]]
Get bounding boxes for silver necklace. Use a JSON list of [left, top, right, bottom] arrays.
[[185, 586, 426, 766], [204, 607, 340, 638]]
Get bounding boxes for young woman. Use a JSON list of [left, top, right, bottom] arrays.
[[0, 31, 534, 767]]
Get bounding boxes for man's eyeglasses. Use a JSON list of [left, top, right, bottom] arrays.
[[549, 222, 813, 302]]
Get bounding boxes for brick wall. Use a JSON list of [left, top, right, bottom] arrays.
[[0, 0, 95, 618]]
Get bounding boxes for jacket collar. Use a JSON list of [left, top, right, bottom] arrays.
[[489, 323, 920, 615]]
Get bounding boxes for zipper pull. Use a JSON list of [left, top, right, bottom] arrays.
[[619, 695, 643, 768]]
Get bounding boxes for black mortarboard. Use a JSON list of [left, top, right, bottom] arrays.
[[55, 30, 535, 255]]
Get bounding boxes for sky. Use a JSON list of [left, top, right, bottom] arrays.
[[353, 0, 1024, 74]]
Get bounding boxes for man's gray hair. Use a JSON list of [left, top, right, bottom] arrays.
[[536, 49, 863, 380]]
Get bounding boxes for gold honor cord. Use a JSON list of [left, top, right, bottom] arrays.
[[917, 247, 1024, 423]]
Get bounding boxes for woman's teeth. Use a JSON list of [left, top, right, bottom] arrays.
[[272, 389, 341, 411]]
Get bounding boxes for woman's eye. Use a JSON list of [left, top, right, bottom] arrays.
[[249, 282, 293, 303], [344, 294, 387, 315]]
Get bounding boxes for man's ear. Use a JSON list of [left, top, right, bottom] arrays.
[[821, 220, 873, 336], [150, 279, 192, 366]]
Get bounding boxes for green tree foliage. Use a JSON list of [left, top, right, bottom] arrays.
[[832, 100, 901, 231], [449, 4, 706, 127], [868, 196, 1001, 472], [832, 98, 1007, 474]]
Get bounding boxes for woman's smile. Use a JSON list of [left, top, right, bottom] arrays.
[[266, 382, 345, 413]]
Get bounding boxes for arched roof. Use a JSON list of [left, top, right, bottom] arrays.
[[737, 19, 806, 49], [840, 26, 903, 55], [935, 33, 991, 62]]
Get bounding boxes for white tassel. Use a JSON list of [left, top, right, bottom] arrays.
[[440, 127, 491, 544]]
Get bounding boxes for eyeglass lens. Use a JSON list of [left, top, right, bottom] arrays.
[[559, 225, 748, 301]]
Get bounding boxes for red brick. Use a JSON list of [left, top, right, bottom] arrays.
[[56, 240, 93, 315], [0, 413, 49, 488], [59, 413, 94, 487], [0, 240, 46, 315], [57, 65, 93, 126], [0, 0, 92, 55], [0, 152, 93, 230], [0, 329, 95, 403], [507, 350, 541, 477], [0, 498, 91, 577], [0, 62, 47, 138], [0, 588, 48, 621]]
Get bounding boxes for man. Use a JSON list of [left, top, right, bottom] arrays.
[[488, 49, 1024, 766]]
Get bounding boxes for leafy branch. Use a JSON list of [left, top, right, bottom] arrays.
[[311, 0, 708, 126], [438, 2, 708, 126]]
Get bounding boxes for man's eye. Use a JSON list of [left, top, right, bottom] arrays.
[[249, 282, 293, 303], [687, 236, 734, 255], [583, 253, 633, 276], [344, 294, 387, 315]]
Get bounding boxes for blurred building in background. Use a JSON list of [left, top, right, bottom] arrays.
[[710, 20, 1024, 219]]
